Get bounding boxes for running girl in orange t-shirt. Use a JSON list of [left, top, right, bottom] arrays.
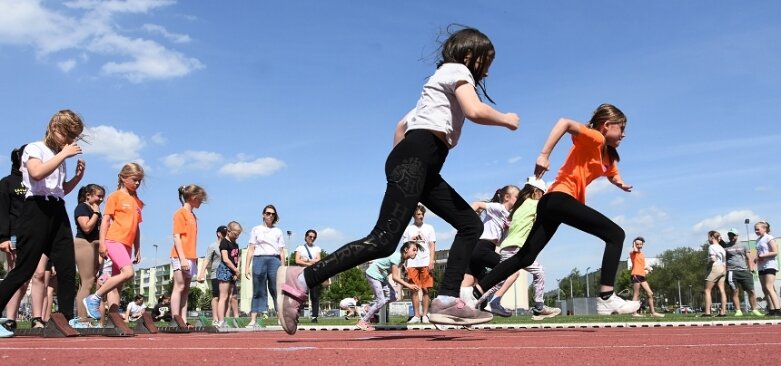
[[475, 104, 640, 316], [84, 162, 144, 320], [170, 184, 206, 326]]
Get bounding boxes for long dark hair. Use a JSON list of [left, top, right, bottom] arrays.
[[587, 103, 626, 163], [438, 25, 496, 103], [77, 184, 105, 203], [508, 184, 539, 218], [10, 144, 26, 175]]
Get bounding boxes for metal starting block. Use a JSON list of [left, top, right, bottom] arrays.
[[12, 313, 79, 338], [157, 315, 219, 333]]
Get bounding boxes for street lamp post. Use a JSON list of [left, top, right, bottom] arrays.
[[556, 278, 561, 301], [286, 230, 292, 266], [152, 244, 158, 268], [569, 277, 573, 299], [688, 285, 692, 306], [585, 267, 591, 298]]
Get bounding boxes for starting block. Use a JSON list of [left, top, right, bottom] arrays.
[[132, 312, 159, 334], [157, 315, 218, 333], [12, 313, 79, 338]]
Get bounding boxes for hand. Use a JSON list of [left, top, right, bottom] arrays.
[[133, 250, 141, 264], [197, 275, 205, 283], [60, 143, 82, 158], [615, 181, 633, 192], [245, 271, 251, 280], [505, 113, 519, 131], [534, 155, 550, 178], [75, 159, 86, 177], [410, 284, 420, 291], [0, 241, 11, 254], [99, 244, 108, 258], [428, 262, 435, 271], [180, 258, 190, 271]]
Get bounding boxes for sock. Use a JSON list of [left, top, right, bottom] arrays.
[[599, 291, 613, 300], [435, 295, 456, 306], [296, 273, 308, 290], [534, 302, 544, 310]]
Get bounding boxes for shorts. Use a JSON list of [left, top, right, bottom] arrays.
[[631, 275, 647, 284], [216, 262, 235, 282], [171, 257, 197, 277], [759, 268, 777, 276], [105, 239, 133, 272], [406, 266, 433, 289], [727, 270, 754, 291], [705, 264, 726, 282]]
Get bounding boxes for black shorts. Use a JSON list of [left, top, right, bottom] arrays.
[[759, 268, 777, 276], [210, 278, 220, 298], [631, 275, 646, 284]]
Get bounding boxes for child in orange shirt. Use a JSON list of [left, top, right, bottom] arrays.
[[475, 104, 640, 315], [630, 237, 663, 317], [84, 163, 144, 320], [170, 184, 206, 326]]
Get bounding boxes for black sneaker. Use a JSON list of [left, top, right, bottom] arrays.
[[311, 317, 318, 323], [31, 317, 46, 328], [1, 319, 16, 331]]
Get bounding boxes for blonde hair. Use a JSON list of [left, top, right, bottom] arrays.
[[178, 184, 207, 205], [227, 221, 242, 234], [117, 162, 145, 206], [756, 221, 771, 234], [587, 103, 626, 163], [44, 110, 85, 152]]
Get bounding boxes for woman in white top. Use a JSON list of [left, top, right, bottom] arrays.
[[244, 204, 286, 327], [754, 221, 779, 316], [703, 231, 727, 317]]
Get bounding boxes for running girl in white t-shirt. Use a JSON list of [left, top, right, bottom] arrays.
[[277, 27, 519, 334]]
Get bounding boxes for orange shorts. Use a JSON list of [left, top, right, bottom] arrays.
[[406, 267, 433, 289]]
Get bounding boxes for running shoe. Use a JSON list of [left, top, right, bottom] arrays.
[[488, 297, 512, 317], [421, 315, 430, 324], [68, 318, 92, 328], [0, 318, 16, 331], [428, 297, 493, 325], [276, 266, 309, 335], [596, 294, 641, 315], [83, 294, 102, 320], [311, 317, 318, 323], [356, 320, 375, 331], [211, 319, 220, 326], [244, 321, 257, 329], [531, 305, 561, 321], [407, 316, 421, 324], [734, 310, 744, 317], [0, 325, 12, 338], [751, 309, 765, 316], [31, 317, 46, 328]]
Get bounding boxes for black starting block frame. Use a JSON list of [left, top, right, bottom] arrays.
[[12, 305, 136, 337], [157, 315, 219, 333]]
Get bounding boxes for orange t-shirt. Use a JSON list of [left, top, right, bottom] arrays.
[[548, 124, 619, 203], [170, 207, 198, 259], [630, 251, 646, 276], [104, 190, 144, 247]]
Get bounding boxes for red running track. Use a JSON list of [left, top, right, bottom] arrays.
[[1, 325, 780, 365]]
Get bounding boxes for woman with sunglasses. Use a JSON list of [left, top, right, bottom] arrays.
[[244, 204, 286, 327]]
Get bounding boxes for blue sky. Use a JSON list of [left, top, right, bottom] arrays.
[[1, 1, 779, 290]]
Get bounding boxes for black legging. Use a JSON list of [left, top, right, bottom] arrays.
[[303, 130, 483, 297], [0, 197, 77, 319], [477, 192, 625, 292], [467, 239, 501, 280]]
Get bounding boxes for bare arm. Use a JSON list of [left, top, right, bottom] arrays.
[[76, 207, 100, 235], [535, 118, 582, 178], [172, 233, 189, 270], [244, 244, 255, 279], [608, 174, 633, 192], [393, 117, 408, 147], [133, 227, 141, 264], [454, 82, 518, 130], [98, 214, 111, 258], [26, 143, 81, 181], [63, 159, 85, 195], [428, 241, 436, 271], [391, 264, 418, 291], [221, 249, 239, 274], [295, 251, 310, 266], [760, 239, 778, 258]]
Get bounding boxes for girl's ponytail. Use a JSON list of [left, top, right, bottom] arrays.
[[178, 186, 185, 205]]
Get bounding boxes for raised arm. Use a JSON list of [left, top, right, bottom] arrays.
[[391, 264, 418, 291], [454, 82, 518, 130], [535, 118, 582, 178]]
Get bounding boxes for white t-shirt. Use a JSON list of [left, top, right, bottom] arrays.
[[340, 298, 357, 308], [708, 243, 726, 266], [21, 141, 67, 198], [295, 244, 322, 261], [756, 234, 778, 271], [479, 202, 510, 242], [406, 63, 475, 148], [248, 225, 286, 256], [127, 301, 145, 320], [401, 223, 436, 268]]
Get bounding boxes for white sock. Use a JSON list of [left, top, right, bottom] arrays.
[[460, 287, 477, 308], [435, 295, 456, 306], [296, 273, 308, 290]]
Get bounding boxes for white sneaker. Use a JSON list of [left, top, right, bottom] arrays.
[[407, 316, 421, 324], [597, 294, 641, 315], [421, 315, 430, 324], [211, 319, 220, 326], [460, 287, 478, 309], [244, 321, 256, 328]]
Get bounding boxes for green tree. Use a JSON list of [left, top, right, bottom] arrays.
[[647, 245, 707, 309]]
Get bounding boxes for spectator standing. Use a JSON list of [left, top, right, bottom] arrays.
[[401, 205, 436, 324], [295, 229, 322, 323], [723, 228, 763, 316]]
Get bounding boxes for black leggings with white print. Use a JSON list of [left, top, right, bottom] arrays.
[[477, 192, 625, 293], [303, 130, 483, 297]]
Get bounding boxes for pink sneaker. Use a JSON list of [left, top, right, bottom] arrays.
[[356, 320, 375, 331], [428, 297, 493, 326], [276, 266, 309, 335]]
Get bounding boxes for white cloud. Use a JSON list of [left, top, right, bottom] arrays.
[[57, 58, 76, 72], [507, 156, 522, 164], [162, 150, 222, 173], [0, 0, 201, 82], [585, 178, 612, 197], [692, 210, 760, 233], [150, 132, 167, 145], [81, 125, 145, 165], [218, 157, 286, 179], [612, 206, 669, 239], [317, 227, 345, 242], [142, 24, 190, 43], [435, 229, 456, 243], [610, 196, 625, 207]]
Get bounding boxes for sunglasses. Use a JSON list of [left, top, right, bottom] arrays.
[[263, 212, 276, 216]]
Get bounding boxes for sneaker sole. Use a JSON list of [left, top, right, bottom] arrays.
[[275, 266, 295, 335], [531, 312, 561, 321], [428, 312, 493, 326], [597, 302, 641, 315]]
